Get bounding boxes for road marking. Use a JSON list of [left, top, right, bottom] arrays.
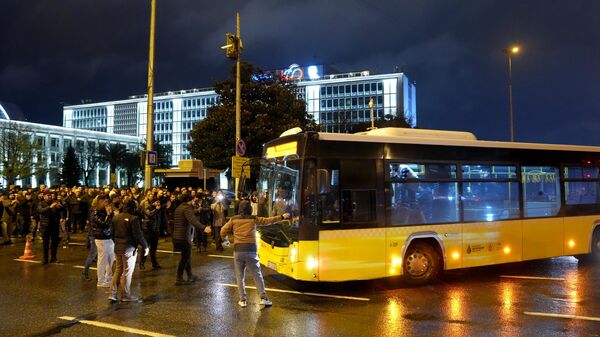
[[208, 254, 234, 259], [14, 259, 41, 264], [500, 275, 565, 281], [524, 311, 600, 322], [216, 282, 370, 302], [73, 265, 98, 271], [68, 242, 87, 246], [14, 259, 64, 265], [58, 316, 177, 337], [156, 249, 180, 254]]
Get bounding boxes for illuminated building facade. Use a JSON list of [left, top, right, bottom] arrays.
[[63, 65, 416, 164], [0, 102, 141, 187]]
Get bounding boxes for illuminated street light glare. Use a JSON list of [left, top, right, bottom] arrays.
[[511, 46, 520, 54]]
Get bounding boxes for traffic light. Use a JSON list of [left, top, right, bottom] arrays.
[[222, 32, 241, 60]]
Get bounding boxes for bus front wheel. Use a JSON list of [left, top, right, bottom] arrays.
[[402, 242, 442, 285]]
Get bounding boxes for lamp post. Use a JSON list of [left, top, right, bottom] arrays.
[[144, 0, 157, 189], [503, 45, 519, 142]]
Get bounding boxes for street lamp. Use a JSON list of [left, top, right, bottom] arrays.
[[503, 45, 520, 142]]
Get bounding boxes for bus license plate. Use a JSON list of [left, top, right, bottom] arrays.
[[268, 261, 277, 270]]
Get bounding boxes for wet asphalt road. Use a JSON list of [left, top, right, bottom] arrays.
[[1, 235, 600, 337]]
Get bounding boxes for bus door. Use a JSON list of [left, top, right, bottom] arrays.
[[317, 159, 387, 281]]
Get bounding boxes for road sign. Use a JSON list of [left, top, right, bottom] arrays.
[[236, 139, 247, 157], [147, 151, 158, 166], [232, 156, 250, 178]]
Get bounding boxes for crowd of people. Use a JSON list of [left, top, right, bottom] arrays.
[[0, 184, 288, 307]]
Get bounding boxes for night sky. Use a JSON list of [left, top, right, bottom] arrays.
[[1, 1, 599, 145]]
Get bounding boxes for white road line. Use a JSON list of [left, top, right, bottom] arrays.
[[208, 254, 234, 259], [59, 316, 177, 337], [14, 259, 65, 265], [68, 242, 87, 246], [500, 275, 566, 281], [73, 265, 98, 271], [156, 249, 180, 254], [14, 259, 41, 264], [216, 282, 370, 302], [524, 311, 600, 322]]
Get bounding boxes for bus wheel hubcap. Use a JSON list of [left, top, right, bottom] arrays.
[[407, 251, 429, 277]]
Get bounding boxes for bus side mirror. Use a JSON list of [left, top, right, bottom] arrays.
[[317, 169, 329, 194]]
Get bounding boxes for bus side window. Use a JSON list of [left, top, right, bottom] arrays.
[[522, 166, 560, 217], [319, 169, 340, 224], [341, 190, 376, 223]]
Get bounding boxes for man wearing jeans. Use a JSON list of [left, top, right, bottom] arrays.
[[90, 195, 115, 287], [220, 200, 288, 308], [109, 200, 148, 303]]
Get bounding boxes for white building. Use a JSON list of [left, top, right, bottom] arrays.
[[63, 66, 416, 166], [0, 102, 141, 188]]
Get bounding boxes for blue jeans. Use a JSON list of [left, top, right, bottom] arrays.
[[234, 250, 267, 301], [83, 235, 98, 272]]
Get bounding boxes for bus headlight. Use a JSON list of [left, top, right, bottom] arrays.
[[290, 247, 297, 263], [307, 257, 319, 270]]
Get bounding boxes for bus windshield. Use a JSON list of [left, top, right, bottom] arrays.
[[256, 158, 301, 245]]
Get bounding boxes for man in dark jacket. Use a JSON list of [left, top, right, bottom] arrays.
[[37, 192, 62, 264], [140, 191, 162, 270], [109, 200, 149, 303], [90, 194, 115, 287], [172, 193, 211, 285]]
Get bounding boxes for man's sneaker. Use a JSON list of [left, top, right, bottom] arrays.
[[97, 283, 110, 288], [260, 299, 272, 306], [121, 296, 143, 303], [188, 275, 198, 284], [108, 295, 118, 303], [238, 300, 247, 308]]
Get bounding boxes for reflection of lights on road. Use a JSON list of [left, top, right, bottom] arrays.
[[499, 281, 515, 337], [382, 298, 405, 337], [448, 289, 463, 321]]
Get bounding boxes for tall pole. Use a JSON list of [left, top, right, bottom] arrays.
[[234, 12, 241, 200], [144, 0, 156, 190], [508, 54, 514, 142]]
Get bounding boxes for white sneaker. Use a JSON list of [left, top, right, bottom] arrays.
[[260, 299, 272, 306], [238, 300, 247, 308]]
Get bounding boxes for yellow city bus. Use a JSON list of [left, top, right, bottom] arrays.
[[255, 127, 600, 284]]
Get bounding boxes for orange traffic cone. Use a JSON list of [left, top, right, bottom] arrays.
[[19, 237, 36, 260]]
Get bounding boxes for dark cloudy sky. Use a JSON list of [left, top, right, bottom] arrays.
[[1, 1, 599, 145]]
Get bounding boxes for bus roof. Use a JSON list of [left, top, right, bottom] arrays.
[[314, 128, 600, 153]]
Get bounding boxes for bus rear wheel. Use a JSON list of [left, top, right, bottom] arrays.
[[577, 229, 600, 264], [402, 242, 442, 285]]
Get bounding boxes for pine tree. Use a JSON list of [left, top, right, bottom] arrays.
[[60, 146, 82, 187]]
